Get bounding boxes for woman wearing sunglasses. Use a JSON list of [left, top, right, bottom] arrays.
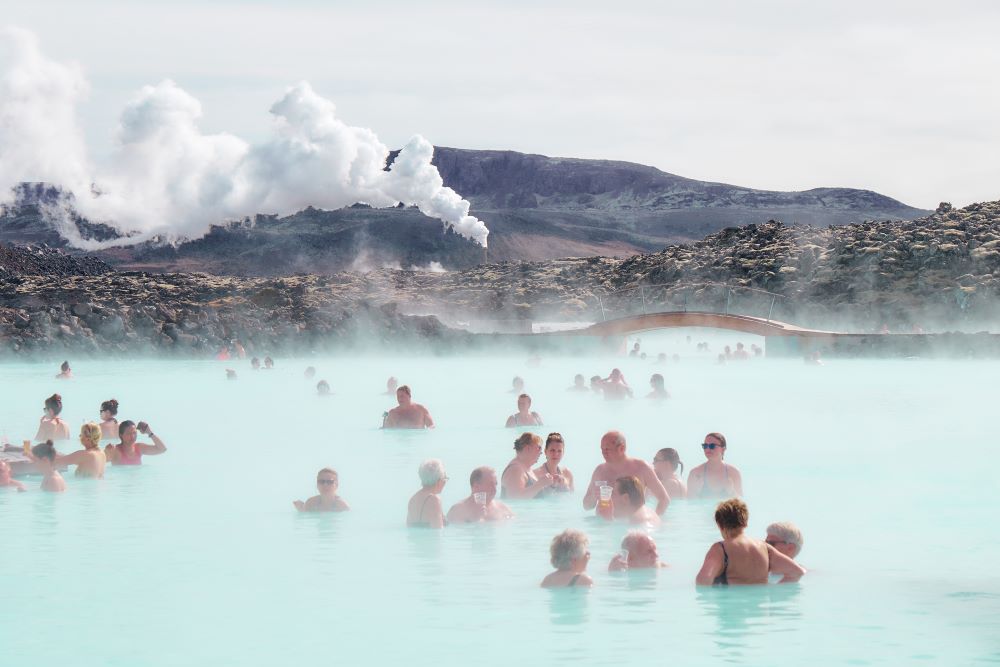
[[687, 432, 743, 499], [293, 468, 350, 512]]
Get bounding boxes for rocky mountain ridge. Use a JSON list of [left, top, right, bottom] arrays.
[[0, 147, 928, 274]]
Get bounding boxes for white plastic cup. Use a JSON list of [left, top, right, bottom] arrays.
[[599, 485, 613, 502], [473, 492, 487, 505]]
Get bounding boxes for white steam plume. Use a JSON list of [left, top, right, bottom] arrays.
[[0, 27, 489, 247]]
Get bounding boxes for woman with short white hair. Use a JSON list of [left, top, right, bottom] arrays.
[[407, 459, 448, 528], [541, 529, 593, 588]]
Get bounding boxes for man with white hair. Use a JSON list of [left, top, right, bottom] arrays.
[[608, 531, 667, 571], [765, 522, 804, 560]]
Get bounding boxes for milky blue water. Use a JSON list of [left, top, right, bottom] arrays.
[[1, 330, 998, 666]]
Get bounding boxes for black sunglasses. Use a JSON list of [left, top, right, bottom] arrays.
[[701, 443, 724, 450], [317, 479, 337, 485]]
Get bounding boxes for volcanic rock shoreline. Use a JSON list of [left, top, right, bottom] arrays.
[[2, 200, 1000, 358]]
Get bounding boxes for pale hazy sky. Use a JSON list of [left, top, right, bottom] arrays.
[[5, 0, 1000, 209]]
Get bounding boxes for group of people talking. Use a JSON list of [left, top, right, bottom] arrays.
[[292, 425, 806, 589], [0, 393, 167, 493]]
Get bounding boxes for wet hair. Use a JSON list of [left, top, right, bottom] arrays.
[[469, 466, 494, 487], [418, 459, 446, 487], [101, 399, 119, 416], [316, 380, 330, 393], [60, 361, 70, 372], [317, 467, 338, 480], [251, 357, 260, 367], [80, 423, 102, 449], [545, 432, 564, 448], [654, 447, 683, 475], [589, 375, 601, 383], [574, 374, 584, 383], [264, 356, 274, 366], [512, 376, 523, 386], [514, 432, 541, 452], [32, 440, 56, 462], [650, 373, 665, 388], [118, 420, 136, 438], [517, 393, 531, 405], [397, 384, 412, 397], [550, 529, 589, 569], [715, 498, 749, 536], [615, 476, 645, 509], [766, 521, 804, 557], [44, 394, 63, 416]]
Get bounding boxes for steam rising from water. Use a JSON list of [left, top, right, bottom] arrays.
[[0, 26, 490, 247]]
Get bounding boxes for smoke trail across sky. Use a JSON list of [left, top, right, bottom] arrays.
[[0, 26, 490, 247]]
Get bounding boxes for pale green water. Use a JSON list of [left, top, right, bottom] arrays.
[[1, 331, 998, 666]]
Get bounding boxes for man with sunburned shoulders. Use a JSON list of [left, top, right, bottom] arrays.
[[383, 385, 435, 429]]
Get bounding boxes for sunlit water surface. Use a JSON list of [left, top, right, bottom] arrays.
[[2, 330, 998, 666]]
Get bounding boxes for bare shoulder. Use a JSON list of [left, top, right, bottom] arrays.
[[574, 573, 594, 587]]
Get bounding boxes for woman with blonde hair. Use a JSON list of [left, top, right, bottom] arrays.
[[56, 423, 107, 479], [501, 433, 556, 499], [541, 529, 593, 588], [695, 498, 805, 586]]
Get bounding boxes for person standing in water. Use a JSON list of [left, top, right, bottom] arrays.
[[647, 374, 671, 400], [406, 459, 448, 528], [56, 423, 106, 479], [540, 529, 593, 588], [55, 361, 72, 380], [534, 433, 574, 492], [30, 441, 66, 493], [695, 498, 805, 586], [567, 374, 589, 392], [687, 432, 743, 498], [608, 531, 668, 571], [383, 385, 434, 429], [583, 431, 670, 515], [0, 460, 26, 492], [505, 393, 543, 427], [99, 399, 119, 440], [294, 468, 350, 512], [105, 421, 167, 466], [595, 476, 661, 526], [500, 433, 556, 499], [510, 376, 525, 394], [384, 377, 399, 395], [446, 467, 513, 523], [35, 394, 71, 442], [602, 369, 633, 400], [652, 448, 686, 499]]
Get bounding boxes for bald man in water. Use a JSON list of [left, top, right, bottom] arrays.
[[384, 385, 435, 429], [583, 431, 670, 515]]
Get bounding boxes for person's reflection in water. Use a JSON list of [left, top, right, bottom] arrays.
[[696, 584, 803, 658]]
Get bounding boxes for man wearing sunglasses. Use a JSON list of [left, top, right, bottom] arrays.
[[583, 431, 670, 515], [765, 522, 803, 560]]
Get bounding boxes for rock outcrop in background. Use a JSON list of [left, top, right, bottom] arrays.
[[2, 200, 998, 357]]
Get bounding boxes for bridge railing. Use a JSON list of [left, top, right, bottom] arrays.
[[593, 282, 791, 323]]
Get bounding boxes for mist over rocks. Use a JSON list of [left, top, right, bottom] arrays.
[[3, 199, 1000, 358]]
